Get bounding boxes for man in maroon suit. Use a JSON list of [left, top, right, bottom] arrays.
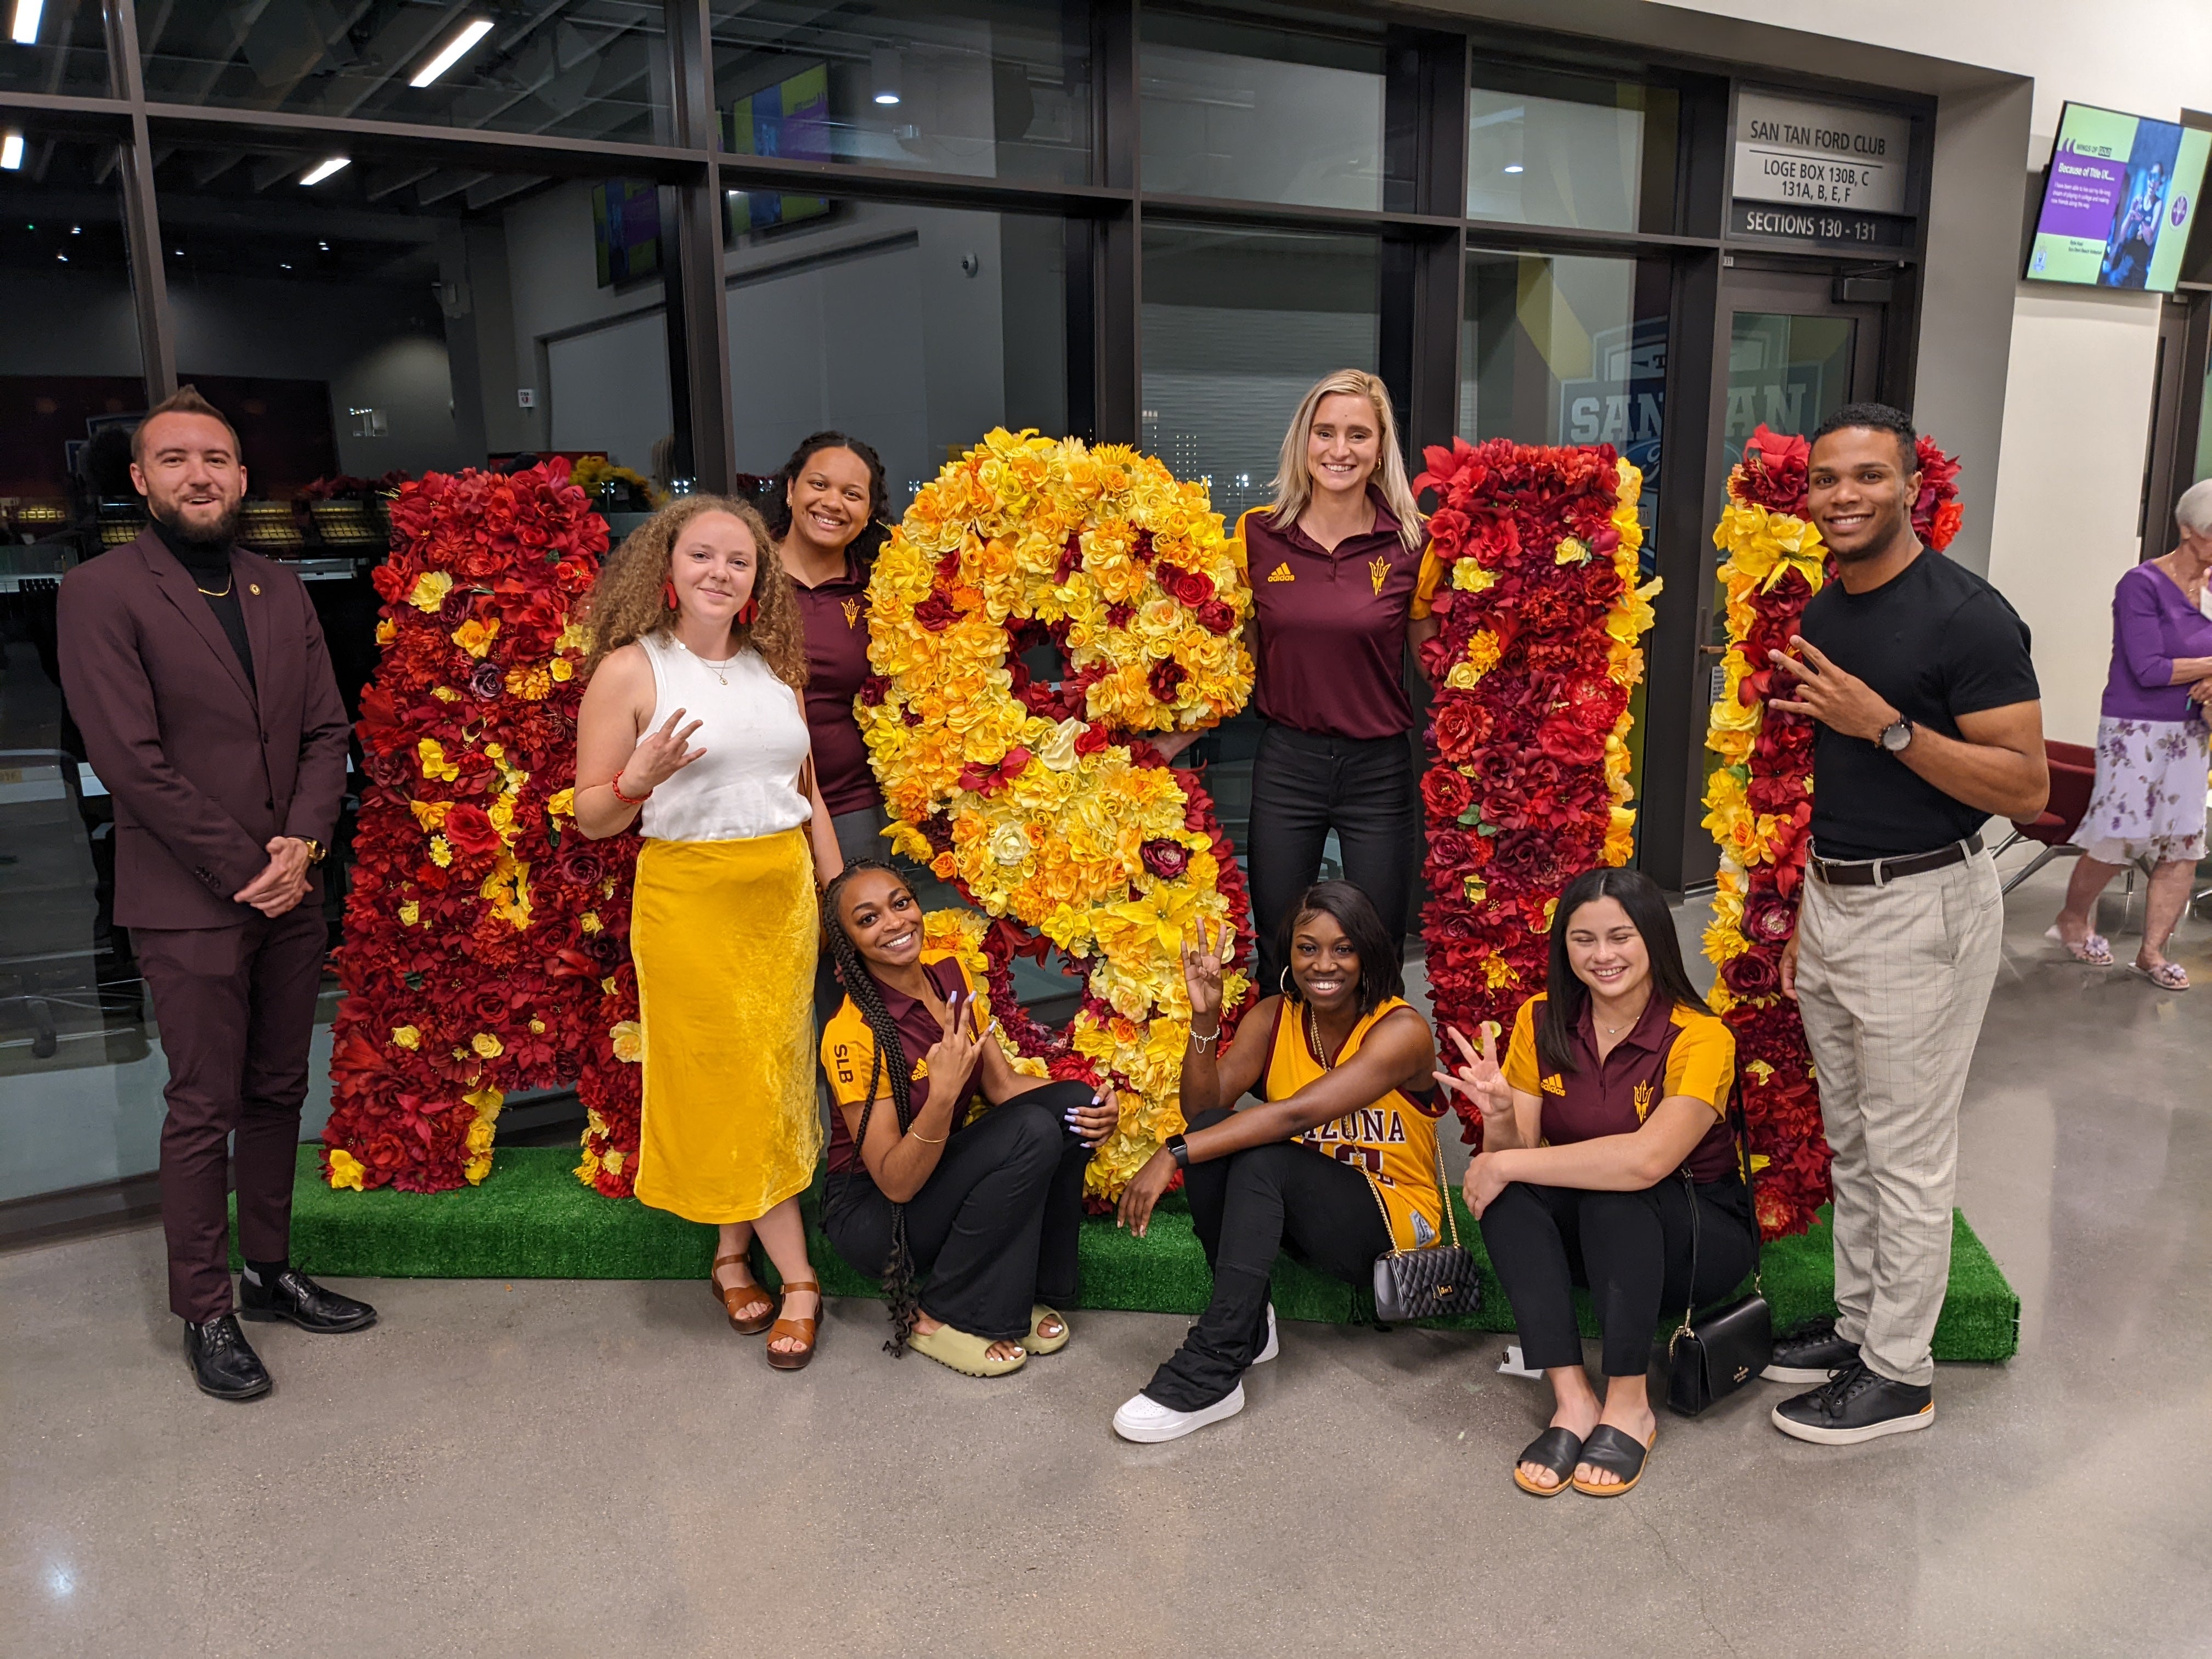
[[60, 386, 377, 1401]]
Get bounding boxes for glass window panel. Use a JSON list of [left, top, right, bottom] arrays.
[[1140, 15, 1389, 211], [138, 2, 670, 145], [0, 138, 150, 1202], [0, 0, 107, 94], [724, 199, 1067, 514], [1466, 70, 1677, 233], [1460, 247, 1670, 853], [2197, 347, 2211, 483], [712, 0, 1091, 186], [1141, 221, 1380, 851]]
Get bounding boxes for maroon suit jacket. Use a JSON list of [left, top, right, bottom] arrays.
[[58, 529, 352, 931]]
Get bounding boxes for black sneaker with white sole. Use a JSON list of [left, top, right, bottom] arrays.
[[1761, 1314, 1860, 1384], [1771, 1359, 1933, 1444]]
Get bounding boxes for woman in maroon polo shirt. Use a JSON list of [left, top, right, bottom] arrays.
[[768, 431, 894, 868], [1231, 369, 1434, 997], [1437, 867, 1754, 1502]]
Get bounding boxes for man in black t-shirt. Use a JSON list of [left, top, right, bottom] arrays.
[[1758, 404, 2047, 1448]]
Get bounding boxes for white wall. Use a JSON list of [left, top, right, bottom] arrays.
[[1985, 290, 2163, 742]]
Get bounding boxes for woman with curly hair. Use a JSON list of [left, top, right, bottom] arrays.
[[576, 495, 844, 1370]]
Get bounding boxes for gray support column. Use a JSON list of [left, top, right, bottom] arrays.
[[104, 0, 176, 402]]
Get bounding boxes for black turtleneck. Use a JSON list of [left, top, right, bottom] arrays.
[[153, 516, 255, 691]]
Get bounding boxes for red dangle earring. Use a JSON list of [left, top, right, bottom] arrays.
[[736, 597, 758, 626], [663, 580, 679, 611]]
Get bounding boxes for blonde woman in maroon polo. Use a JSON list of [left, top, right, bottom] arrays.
[[1228, 369, 1433, 996]]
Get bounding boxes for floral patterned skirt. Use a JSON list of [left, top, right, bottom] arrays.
[[2079, 716, 2211, 865]]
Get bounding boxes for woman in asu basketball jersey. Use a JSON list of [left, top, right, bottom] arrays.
[[1111, 880, 1444, 1443]]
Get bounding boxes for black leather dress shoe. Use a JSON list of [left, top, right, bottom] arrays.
[[1771, 1359, 1933, 1445], [185, 1314, 272, 1401], [238, 1270, 379, 1333], [1761, 1314, 1861, 1383]]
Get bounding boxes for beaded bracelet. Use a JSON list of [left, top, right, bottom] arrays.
[[610, 776, 652, 806], [1189, 1024, 1222, 1051]]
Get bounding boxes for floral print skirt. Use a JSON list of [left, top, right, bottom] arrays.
[[2079, 716, 2211, 865]]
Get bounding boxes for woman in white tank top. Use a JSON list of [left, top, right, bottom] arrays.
[[576, 496, 844, 1371]]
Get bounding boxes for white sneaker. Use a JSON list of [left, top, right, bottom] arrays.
[[1252, 1303, 1279, 1365], [1112, 1383, 1247, 1443]]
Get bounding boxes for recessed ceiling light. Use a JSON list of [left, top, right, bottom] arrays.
[[318, 240, 329, 250], [9, 1, 43, 48], [70, 223, 81, 234], [56, 252, 67, 262], [1503, 163, 1523, 174], [0, 131, 23, 172], [410, 18, 493, 88], [300, 156, 351, 186], [280, 262, 293, 270]]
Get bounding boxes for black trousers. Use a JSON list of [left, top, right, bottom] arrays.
[[1143, 1108, 1391, 1412], [821, 1081, 1096, 1343], [1478, 1178, 1758, 1377], [1246, 723, 1418, 995]]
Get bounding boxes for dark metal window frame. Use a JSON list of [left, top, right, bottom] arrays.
[[0, 0, 1938, 889]]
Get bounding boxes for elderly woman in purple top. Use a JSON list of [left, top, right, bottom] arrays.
[[2050, 479, 2212, 989]]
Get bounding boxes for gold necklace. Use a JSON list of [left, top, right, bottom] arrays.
[[195, 575, 233, 597], [678, 640, 735, 685], [1305, 1001, 1343, 1071]]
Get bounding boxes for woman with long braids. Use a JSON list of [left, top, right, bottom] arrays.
[[817, 860, 1118, 1376], [575, 496, 843, 1370], [767, 431, 898, 870], [1228, 370, 1434, 996], [1111, 880, 1444, 1442]]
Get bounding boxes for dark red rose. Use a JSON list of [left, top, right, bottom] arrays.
[[557, 840, 606, 888], [1132, 529, 1156, 564], [1427, 827, 1476, 872], [1074, 724, 1110, 757], [1421, 766, 1474, 821], [857, 674, 889, 707], [1158, 565, 1215, 606], [1148, 658, 1186, 701], [912, 592, 962, 632], [1104, 601, 1134, 629], [469, 984, 513, 1026], [1055, 534, 1084, 583], [1195, 599, 1236, 635], [469, 661, 503, 699], [1743, 889, 1798, 945], [1140, 838, 1190, 880], [1722, 949, 1781, 997]]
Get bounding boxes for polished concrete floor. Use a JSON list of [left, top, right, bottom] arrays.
[[5, 859, 2209, 1658]]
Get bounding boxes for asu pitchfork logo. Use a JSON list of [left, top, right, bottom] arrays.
[[1369, 557, 1389, 596], [840, 598, 860, 628]]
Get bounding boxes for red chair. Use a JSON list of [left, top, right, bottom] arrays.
[[1995, 739, 2097, 895]]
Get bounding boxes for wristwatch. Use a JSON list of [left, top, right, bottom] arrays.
[[1165, 1132, 1190, 1171], [1877, 718, 1914, 754], [300, 838, 328, 864]]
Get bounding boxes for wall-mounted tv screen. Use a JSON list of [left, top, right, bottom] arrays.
[[591, 179, 661, 288], [2027, 102, 2209, 292], [727, 63, 832, 234]]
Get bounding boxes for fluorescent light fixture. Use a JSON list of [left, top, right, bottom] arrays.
[[300, 156, 351, 186], [1502, 163, 1523, 174], [0, 131, 22, 171], [410, 18, 493, 88], [9, 0, 43, 47], [870, 46, 902, 107]]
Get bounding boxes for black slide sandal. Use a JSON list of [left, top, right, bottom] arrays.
[[1570, 1424, 1654, 1497], [1512, 1426, 1584, 1497]]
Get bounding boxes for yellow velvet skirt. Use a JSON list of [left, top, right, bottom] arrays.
[[630, 828, 822, 1224]]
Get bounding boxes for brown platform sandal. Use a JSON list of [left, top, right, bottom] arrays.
[[712, 1252, 778, 1335], [765, 1279, 821, 1372]]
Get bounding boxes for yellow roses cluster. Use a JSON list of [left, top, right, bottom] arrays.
[[1699, 486, 1827, 1005], [861, 430, 1255, 1199], [1602, 464, 1659, 867]]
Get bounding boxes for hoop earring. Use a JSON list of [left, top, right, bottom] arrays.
[[663, 580, 679, 611], [1278, 966, 1293, 998]]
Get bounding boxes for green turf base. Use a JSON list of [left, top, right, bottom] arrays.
[[251, 1147, 2019, 1362]]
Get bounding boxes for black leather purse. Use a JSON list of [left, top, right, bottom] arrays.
[[1663, 1098, 1771, 1417], [1365, 1142, 1482, 1323]]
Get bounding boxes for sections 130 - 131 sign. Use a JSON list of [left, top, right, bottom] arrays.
[[1733, 91, 1916, 250]]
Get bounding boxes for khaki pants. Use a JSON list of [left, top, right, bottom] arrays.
[[1795, 847, 2003, 1386]]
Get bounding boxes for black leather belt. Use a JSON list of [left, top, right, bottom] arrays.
[[1809, 832, 1984, 888]]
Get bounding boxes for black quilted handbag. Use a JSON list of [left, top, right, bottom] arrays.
[[1365, 1142, 1482, 1323], [1664, 1098, 1772, 1417]]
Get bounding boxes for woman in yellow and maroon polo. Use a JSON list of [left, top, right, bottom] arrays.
[[1229, 369, 1432, 996]]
